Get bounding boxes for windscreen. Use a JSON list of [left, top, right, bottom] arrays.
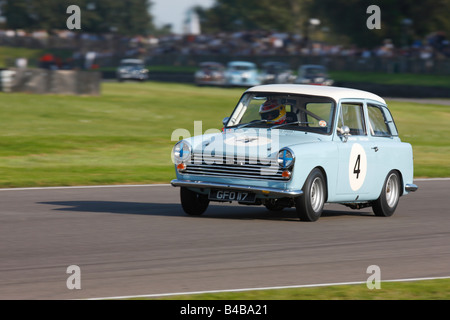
[[226, 92, 336, 135]]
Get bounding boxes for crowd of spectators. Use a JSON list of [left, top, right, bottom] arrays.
[[1, 28, 449, 72], [152, 30, 450, 60]]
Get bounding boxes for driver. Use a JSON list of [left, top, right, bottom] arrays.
[[259, 99, 286, 124]]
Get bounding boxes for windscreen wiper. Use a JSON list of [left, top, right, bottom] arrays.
[[270, 121, 311, 130], [236, 119, 269, 129]]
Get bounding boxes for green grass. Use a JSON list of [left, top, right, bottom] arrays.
[[0, 46, 43, 68], [144, 278, 450, 300], [386, 100, 450, 178], [330, 71, 450, 88], [0, 45, 72, 68], [0, 82, 241, 187], [0, 81, 448, 188]]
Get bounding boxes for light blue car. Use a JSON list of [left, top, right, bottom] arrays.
[[225, 61, 261, 87], [171, 84, 417, 221]]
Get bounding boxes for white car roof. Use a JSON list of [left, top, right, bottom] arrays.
[[246, 84, 386, 104]]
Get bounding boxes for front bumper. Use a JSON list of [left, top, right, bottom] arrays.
[[171, 179, 303, 198]]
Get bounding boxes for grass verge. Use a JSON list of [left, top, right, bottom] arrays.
[[330, 71, 450, 88], [142, 278, 450, 300]]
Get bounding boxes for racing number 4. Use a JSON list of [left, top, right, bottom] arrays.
[[353, 154, 361, 179], [348, 143, 367, 192]]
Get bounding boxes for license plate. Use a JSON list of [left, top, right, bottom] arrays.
[[209, 189, 256, 203]]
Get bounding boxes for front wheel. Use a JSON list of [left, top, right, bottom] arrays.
[[180, 187, 209, 216], [372, 171, 401, 217], [295, 168, 326, 222]]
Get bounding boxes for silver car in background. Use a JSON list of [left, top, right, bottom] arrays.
[[260, 61, 295, 84], [194, 62, 226, 86], [117, 59, 149, 82], [295, 64, 334, 86]]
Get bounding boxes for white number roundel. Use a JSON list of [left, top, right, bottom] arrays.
[[348, 143, 367, 191]]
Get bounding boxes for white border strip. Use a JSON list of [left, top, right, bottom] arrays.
[[0, 178, 448, 192], [87, 276, 450, 300]]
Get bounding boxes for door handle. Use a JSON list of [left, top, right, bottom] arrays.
[[372, 146, 379, 152]]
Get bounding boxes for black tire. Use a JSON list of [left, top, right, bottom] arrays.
[[372, 171, 401, 217], [295, 168, 326, 222], [180, 187, 209, 216]]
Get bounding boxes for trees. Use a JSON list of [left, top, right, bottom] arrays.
[[196, 0, 450, 48], [309, 0, 450, 48], [2, 0, 448, 47], [195, 0, 313, 34], [1, 0, 155, 35]]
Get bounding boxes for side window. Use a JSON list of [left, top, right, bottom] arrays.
[[338, 103, 366, 135], [367, 104, 391, 137]]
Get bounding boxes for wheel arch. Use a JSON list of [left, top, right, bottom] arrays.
[[376, 169, 404, 199], [393, 169, 404, 197]]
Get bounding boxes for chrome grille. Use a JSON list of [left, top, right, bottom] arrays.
[[182, 153, 285, 181]]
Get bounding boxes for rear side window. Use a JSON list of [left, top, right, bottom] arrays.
[[382, 106, 399, 136], [367, 104, 394, 137]]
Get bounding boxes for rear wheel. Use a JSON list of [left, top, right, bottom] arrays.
[[372, 171, 401, 217], [180, 187, 209, 216], [295, 168, 326, 222]]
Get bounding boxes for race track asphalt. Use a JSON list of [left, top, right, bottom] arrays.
[[0, 179, 449, 299]]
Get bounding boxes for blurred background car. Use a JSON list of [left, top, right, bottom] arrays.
[[194, 62, 226, 86], [260, 61, 296, 84], [225, 61, 261, 87], [295, 64, 334, 86], [116, 59, 149, 82]]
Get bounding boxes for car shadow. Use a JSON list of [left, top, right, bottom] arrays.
[[39, 200, 375, 221]]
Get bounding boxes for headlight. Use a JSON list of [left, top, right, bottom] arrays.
[[173, 141, 192, 163], [277, 148, 295, 168]]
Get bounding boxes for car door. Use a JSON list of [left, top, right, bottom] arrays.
[[335, 100, 376, 199], [365, 102, 400, 198]]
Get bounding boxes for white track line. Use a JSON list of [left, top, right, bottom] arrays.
[[0, 178, 448, 192], [87, 275, 450, 300]]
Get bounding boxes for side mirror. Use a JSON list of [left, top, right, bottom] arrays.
[[222, 117, 230, 127], [342, 125, 350, 142]]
